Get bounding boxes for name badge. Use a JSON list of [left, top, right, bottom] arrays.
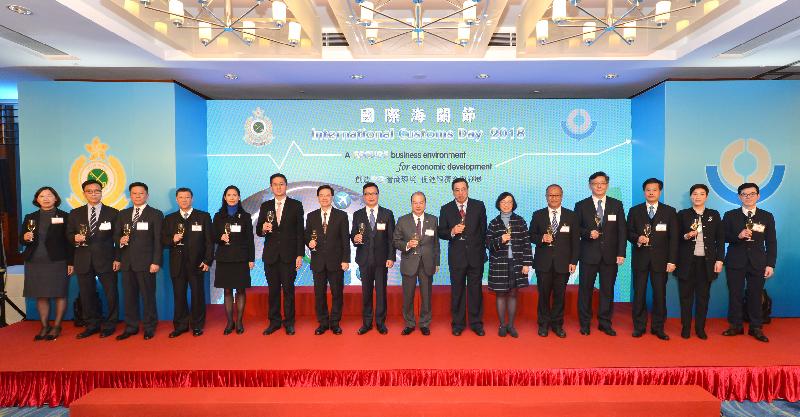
[[51, 217, 64, 224], [192, 224, 203, 232], [99, 221, 111, 231], [655, 223, 667, 232], [230, 224, 242, 233], [424, 229, 435, 237], [559, 225, 570, 233], [136, 222, 149, 231], [752, 223, 766, 233], [376, 223, 386, 231], [607, 215, 617, 221]]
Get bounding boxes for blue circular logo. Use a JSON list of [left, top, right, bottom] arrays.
[[333, 191, 352, 210]]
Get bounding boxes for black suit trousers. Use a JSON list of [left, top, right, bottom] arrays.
[[678, 256, 711, 332], [535, 269, 569, 328], [632, 268, 668, 332], [360, 262, 388, 327], [726, 265, 765, 329], [172, 262, 206, 331], [578, 262, 617, 328], [313, 268, 344, 327], [266, 260, 296, 326], [77, 269, 119, 332], [449, 264, 484, 331], [122, 270, 158, 333]]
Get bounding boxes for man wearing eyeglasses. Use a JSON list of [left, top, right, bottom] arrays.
[[721, 183, 777, 343]]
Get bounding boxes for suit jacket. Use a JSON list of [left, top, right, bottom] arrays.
[[626, 202, 679, 272], [255, 198, 305, 264], [437, 198, 487, 268], [675, 208, 725, 281], [20, 209, 73, 265], [574, 196, 627, 265], [486, 213, 533, 284], [529, 207, 580, 274], [114, 205, 164, 272], [305, 208, 350, 273], [67, 204, 118, 274], [212, 209, 255, 263], [162, 209, 214, 277], [723, 208, 777, 270], [393, 212, 440, 276], [350, 206, 396, 268]]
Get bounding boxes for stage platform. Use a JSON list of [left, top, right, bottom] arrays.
[[0, 304, 798, 407]]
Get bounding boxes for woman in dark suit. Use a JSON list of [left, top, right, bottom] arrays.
[[20, 186, 74, 341], [675, 184, 724, 340], [486, 192, 533, 338], [212, 185, 255, 335]]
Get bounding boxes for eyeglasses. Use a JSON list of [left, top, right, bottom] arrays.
[[363, 192, 378, 196], [590, 182, 608, 186], [739, 192, 758, 198]]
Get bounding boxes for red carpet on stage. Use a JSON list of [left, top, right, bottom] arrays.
[[0, 291, 798, 407]]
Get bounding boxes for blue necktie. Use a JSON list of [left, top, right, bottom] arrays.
[[369, 208, 376, 231], [89, 206, 97, 235], [648, 205, 655, 219], [551, 210, 558, 233], [596, 200, 604, 224]]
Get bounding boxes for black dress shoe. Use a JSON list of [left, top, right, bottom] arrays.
[[472, 328, 485, 337], [192, 329, 203, 337], [632, 329, 645, 338], [377, 324, 388, 334], [722, 327, 744, 336], [452, 328, 463, 336], [579, 327, 590, 336], [262, 325, 280, 336], [498, 326, 507, 337], [235, 321, 244, 335], [224, 323, 235, 336], [34, 325, 51, 342], [598, 326, 617, 336], [538, 327, 548, 337], [357, 325, 371, 335], [552, 328, 567, 338], [169, 330, 187, 338], [507, 326, 519, 338], [696, 330, 708, 340], [315, 326, 329, 335], [143, 331, 155, 340], [116, 331, 137, 341], [748, 328, 769, 343], [77, 328, 100, 339], [681, 328, 691, 339], [651, 330, 670, 340], [332, 326, 343, 335], [285, 325, 295, 335], [45, 326, 62, 341], [99, 329, 115, 338], [401, 327, 415, 335], [420, 327, 430, 336]]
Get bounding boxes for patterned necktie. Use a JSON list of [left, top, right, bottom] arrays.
[[416, 217, 422, 237], [747, 210, 753, 219], [648, 205, 655, 220], [182, 211, 189, 220], [369, 208, 376, 230], [132, 207, 141, 224], [276, 201, 283, 226], [551, 210, 558, 233], [89, 206, 97, 235], [323, 211, 328, 234], [596, 200, 604, 224], [459, 204, 465, 219]]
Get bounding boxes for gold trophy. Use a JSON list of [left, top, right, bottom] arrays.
[[78, 224, 89, 247], [224, 223, 232, 246], [176, 223, 185, 246], [121, 223, 132, 248], [594, 215, 603, 236], [505, 225, 513, 245], [745, 217, 755, 242], [642, 224, 652, 247], [310, 229, 318, 252], [357, 223, 366, 245], [689, 217, 701, 242], [545, 224, 554, 247]]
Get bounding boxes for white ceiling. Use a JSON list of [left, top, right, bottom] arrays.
[[0, 0, 798, 99]]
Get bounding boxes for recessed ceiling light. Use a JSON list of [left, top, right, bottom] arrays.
[[605, 73, 619, 79], [476, 73, 490, 79], [7, 5, 32, 15], [351, 74, 365, 80], [224, 73, 238, 80]]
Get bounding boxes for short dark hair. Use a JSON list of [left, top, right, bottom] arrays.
[[129, 182, 149, 193], [738, 182, 760, 195], [317, 185, 334, 196], [82, 180, 103, 191], [546, 184, 563, 195], [589, 171, 609, 183], [642, 178, 663, 190], [176, 187, 193, 197], [689, 184, 709, 195], [451, 178, 468, 190], [495, 192, 517, 212], [363, 182, 379, 194], [411, 191, 426, 203], [270, 173, 287, 184], [32, 186, 62, 208]]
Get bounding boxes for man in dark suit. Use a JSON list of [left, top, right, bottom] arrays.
[[393, 191, 440, 336], [114, 182, 163, 341], [255, 173, 305, 336], [305, 185, 350, 335], [530, 184, 580, 338], [351, 182, 396, 335], [68, 180, 120, 339], [161, 187, 213, 338], [627, 178, 679, 340], [722, 182, 777, 343], [437, 178, 487, 336], [574, 171, 627, 336]]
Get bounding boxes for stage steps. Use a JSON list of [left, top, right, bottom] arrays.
[[69, 385, 720, 417]]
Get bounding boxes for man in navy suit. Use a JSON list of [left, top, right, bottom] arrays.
[[722, 182, 777, 343]]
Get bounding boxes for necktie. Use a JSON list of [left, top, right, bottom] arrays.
[[89, 206, 97, 235], [276, 201, 283, 226], [182, 211, 189, 220], [747, 210, 753, 219], [551, 210, 558, 233], [416, 217, 422, 238], [132, 207, 141, 224], [369, 208, 376, 230], [596, 200, 604, 224], [323, 211, 328, 234], [648, 205, 655, 219], [459, 204, 465, 219]]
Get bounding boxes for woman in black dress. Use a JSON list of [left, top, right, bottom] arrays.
[[485, 192, 532, 338], [20, 186, 74, 341], [212, 185, 255, 335]]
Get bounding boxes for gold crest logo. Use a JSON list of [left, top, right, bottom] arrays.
[[67, 137, 129, 209]]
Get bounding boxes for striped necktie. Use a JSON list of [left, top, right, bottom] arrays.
[[132, 207, 141, 224], [89, 206, 98, 236]]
